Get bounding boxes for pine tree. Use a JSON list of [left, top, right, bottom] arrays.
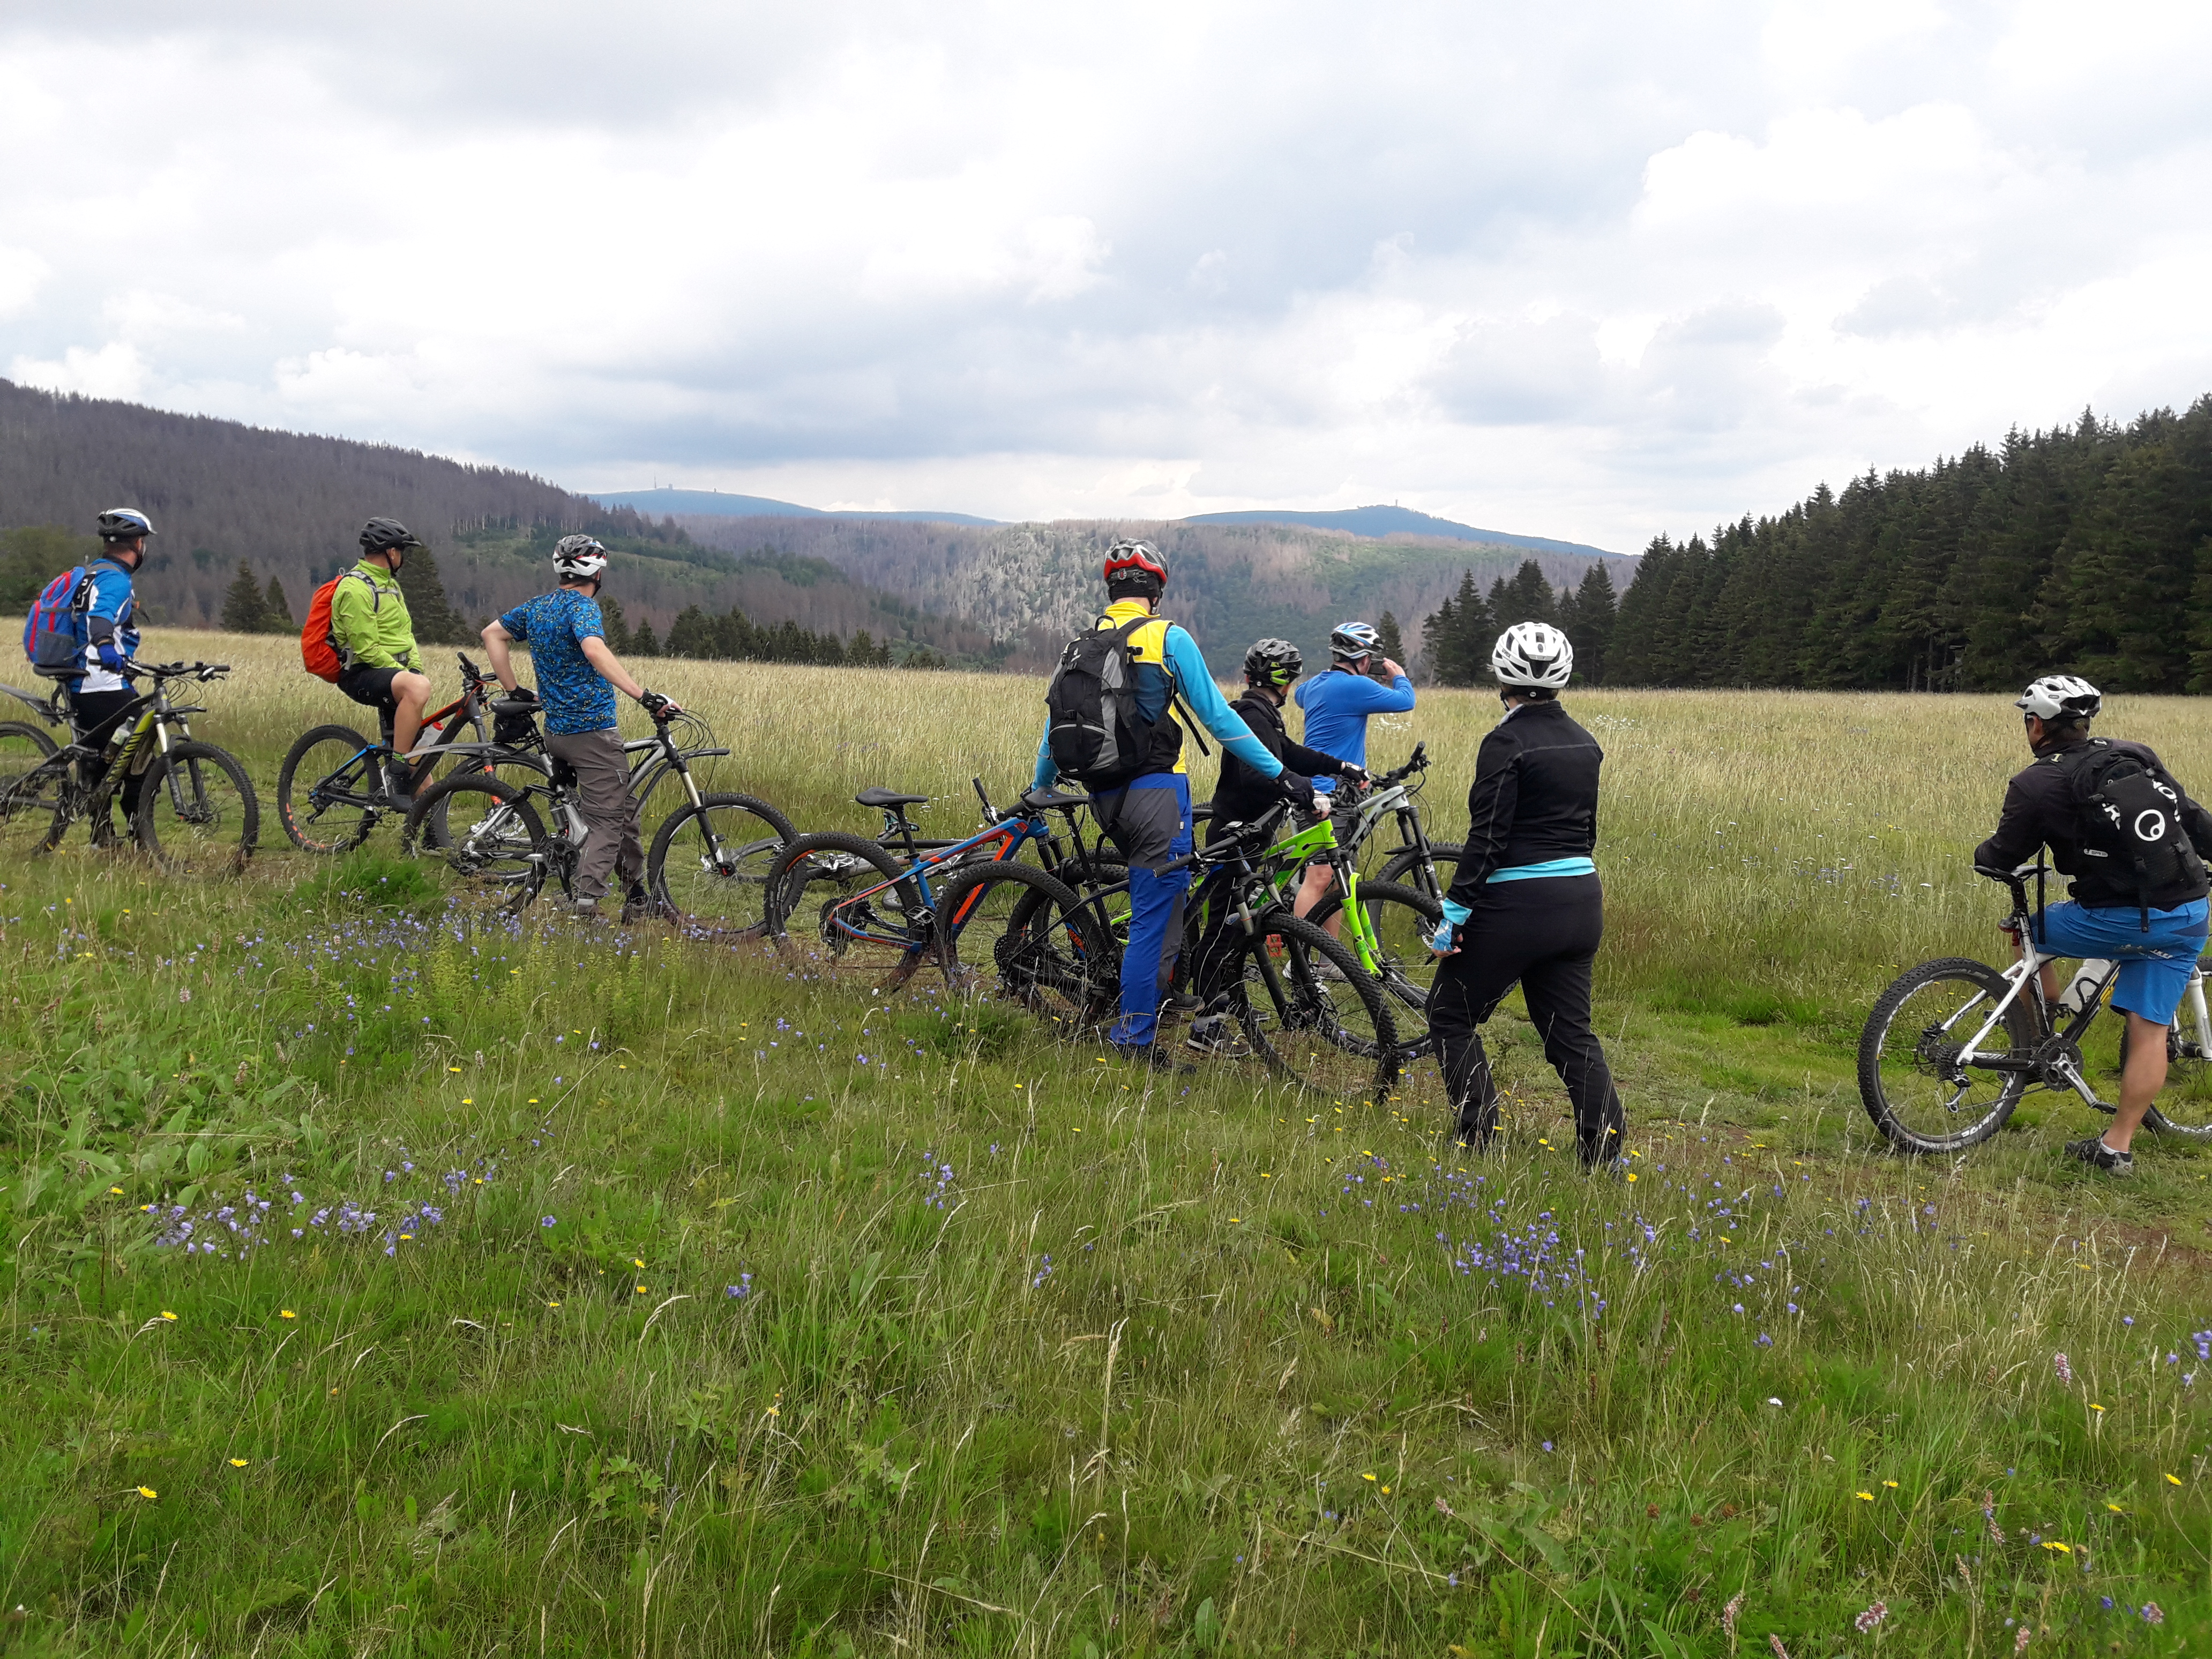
[[263, 576, 293, 630], [1568, 563, 1617, 683], [665, 605, 715, 659], [394, 545, 471, 645], [631, 619, 661, 657], [1496, 559, 1558, 631], [1373, 611, 1404, 663], [598, 596, 632, 654], [1419, 569, 1496, 686], [220, 559, 272, 633]]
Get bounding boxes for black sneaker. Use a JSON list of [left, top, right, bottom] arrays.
[[1184, 1014, 1252, 1058], [381, 767, 414, 810], [1159, 992, 1205, 1022], [2065, 1136, 2134, 1176], [620, 890, 672, 925]]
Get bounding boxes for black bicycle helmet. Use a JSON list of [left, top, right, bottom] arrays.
[[360, 517, 424, 555], [1243, 638, 1303, 686], [96, 507, 155, 542]]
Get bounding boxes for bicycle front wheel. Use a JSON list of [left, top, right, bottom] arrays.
[[1228, 910, 1401, 1097], [406, 774, 548, 903], [1858, 957, 2036, 1153], [0, 722, 63, 837], [932, 859, 1116, 1032], [134, 742, 259, 874], [277, 723, 383, 854], [1378, 840, 1461, 901], [1307, 879, 1441, 1059], [647, 793, 797, 937]]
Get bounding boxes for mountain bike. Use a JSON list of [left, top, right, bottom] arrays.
[[403, 706, 794, 926], [275, 652, 501, 853], [762, 781, 1105, 1005], [1342, 742, 1463, 902], [0, 664, 258, 872], [938, 789, 1403, 1094], [1858, 861, 2212, 1153]]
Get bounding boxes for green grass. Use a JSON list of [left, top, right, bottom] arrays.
[[1, 636, 2210, 1655]]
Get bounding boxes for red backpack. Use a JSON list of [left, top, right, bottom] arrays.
[[300, 569, 382, 682]]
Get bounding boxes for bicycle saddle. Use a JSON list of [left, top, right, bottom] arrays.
[[490, 698, 541, 717], [855, 786, 929, 809], [1020, 787, 1092, 811]]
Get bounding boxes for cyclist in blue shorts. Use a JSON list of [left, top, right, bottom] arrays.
[[1975, 675, 2212, 1176]]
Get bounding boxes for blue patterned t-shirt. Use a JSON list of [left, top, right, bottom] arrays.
[[498, 589, 618, 735]]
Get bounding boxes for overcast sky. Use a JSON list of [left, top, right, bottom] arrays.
[[4, 2, 2209, 549]]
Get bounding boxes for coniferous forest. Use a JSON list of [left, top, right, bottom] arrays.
[[1419, 397, 2212, 692]]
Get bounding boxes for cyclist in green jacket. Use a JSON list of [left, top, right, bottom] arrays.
[[328, 518, 431, 804]]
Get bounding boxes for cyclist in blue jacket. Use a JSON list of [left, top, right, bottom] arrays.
[[1034, 541, 1307, 1066], [1292, 621, 1414, 925], [70, 509, 155, 827]]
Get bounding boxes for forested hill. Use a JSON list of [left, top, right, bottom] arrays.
[[0, 379, 992, 661], [676, 513, 1636, 673], [1604, 397, 2212, 692]]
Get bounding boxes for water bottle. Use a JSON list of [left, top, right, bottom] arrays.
[[2057, 960, 2113, 1015]]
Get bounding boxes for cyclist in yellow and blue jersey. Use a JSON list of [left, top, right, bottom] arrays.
[[1034, 540, 1311, 1066]]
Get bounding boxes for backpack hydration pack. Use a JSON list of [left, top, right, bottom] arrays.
[[21, 562, 109, 678], [1045, 615, 1164, 789], [301, 569, 382, 682], [2056, 738, 2208, 928]]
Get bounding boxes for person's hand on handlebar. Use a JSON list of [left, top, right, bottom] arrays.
[[1337, 762, 1368, 786], [638, 689, 681, 721]]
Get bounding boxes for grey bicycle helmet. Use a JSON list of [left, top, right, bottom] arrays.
[[1243, 638, 1303, 686], [1329, 621, 1381, 661], [553, 535, 610, 581]]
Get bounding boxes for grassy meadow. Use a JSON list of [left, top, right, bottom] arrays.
[[2, 627, 2210, 1656]]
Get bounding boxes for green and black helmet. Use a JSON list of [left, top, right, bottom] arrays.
[[1243, 637, 1303, 687]]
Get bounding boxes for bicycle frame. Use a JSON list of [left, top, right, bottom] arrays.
[[819, 803, 1056, 955]]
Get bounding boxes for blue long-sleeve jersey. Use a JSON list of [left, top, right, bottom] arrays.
[[1292, 666, 1415, 793], [78, 558, 141, 694], [1034, 604, 1282, 789]]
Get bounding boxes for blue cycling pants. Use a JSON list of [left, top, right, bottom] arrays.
[[1094, 773, 1193, 1048]]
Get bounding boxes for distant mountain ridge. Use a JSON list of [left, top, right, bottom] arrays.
[[1178, 504, 1615, 559], [591, 488, 1000, 527]]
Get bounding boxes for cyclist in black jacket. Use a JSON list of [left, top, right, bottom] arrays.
[[1974, 674, 2212, 1175], [1186, 639, 1361, 1055], [1425, 623, 1624, 1164]]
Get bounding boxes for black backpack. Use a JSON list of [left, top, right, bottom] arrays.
[[2055, 738, 2208, 928], [1044, 615, 1172, 789]]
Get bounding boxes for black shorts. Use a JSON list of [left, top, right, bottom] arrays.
[[336, 664, 405, 711]]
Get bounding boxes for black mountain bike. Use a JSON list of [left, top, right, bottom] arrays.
[[275, 652, 500, 853], [403, 704, 794, 926], [0, 664, 258, 872], [1858, 862, 2212, 1153]]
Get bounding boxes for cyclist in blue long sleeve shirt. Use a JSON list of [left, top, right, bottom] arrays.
[[1035, 541, 1302, 1063], [1291, 621, 1415, 925]]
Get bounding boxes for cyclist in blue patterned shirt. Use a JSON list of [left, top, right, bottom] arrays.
[[480, 536, 681, 922]]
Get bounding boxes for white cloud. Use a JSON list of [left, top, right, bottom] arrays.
[[0, 3, 2208, 550]]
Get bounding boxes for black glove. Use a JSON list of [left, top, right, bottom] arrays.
[[1276, 770, 1314, 806], [508, 685, 539, 703], [638, 689, 680, 720], [1338, 762, 1367, 783]]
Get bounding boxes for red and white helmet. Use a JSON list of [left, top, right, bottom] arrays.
[[1102, 539, 1169, 592], [1491, 622, 1574, 690], [554, 535, 610, 581]]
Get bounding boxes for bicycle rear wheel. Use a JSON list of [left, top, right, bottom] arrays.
[[1227, 910, 1401, 1096], [647, 792, 797, 937], [134, 742, 259, 875], [1858, 957, 2036, 1153], [1307, 879, 1441, 1059], [932, 860, 1116, 1033], [406, 774, 548, 904], [277, 723, 384, 854], [764, 831, 928, 983]]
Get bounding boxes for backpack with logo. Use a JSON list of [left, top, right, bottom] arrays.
[[20, 561, 114, 678], [1044, 615, 1168, 789], [301, 569, 382, 682], [2057, 738, 2209, 928]]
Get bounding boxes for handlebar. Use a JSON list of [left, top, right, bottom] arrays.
[[139, 661, 230, 682]]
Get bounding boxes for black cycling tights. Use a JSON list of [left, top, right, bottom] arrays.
[[1428, 875, 1625, 1164]]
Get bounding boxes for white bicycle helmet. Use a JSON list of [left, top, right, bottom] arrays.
[[2015, 674, 2101, 722], [553, 535, 610, 581], [1491, 622, 1573, 690], [1329, 621, 1381, 660]]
